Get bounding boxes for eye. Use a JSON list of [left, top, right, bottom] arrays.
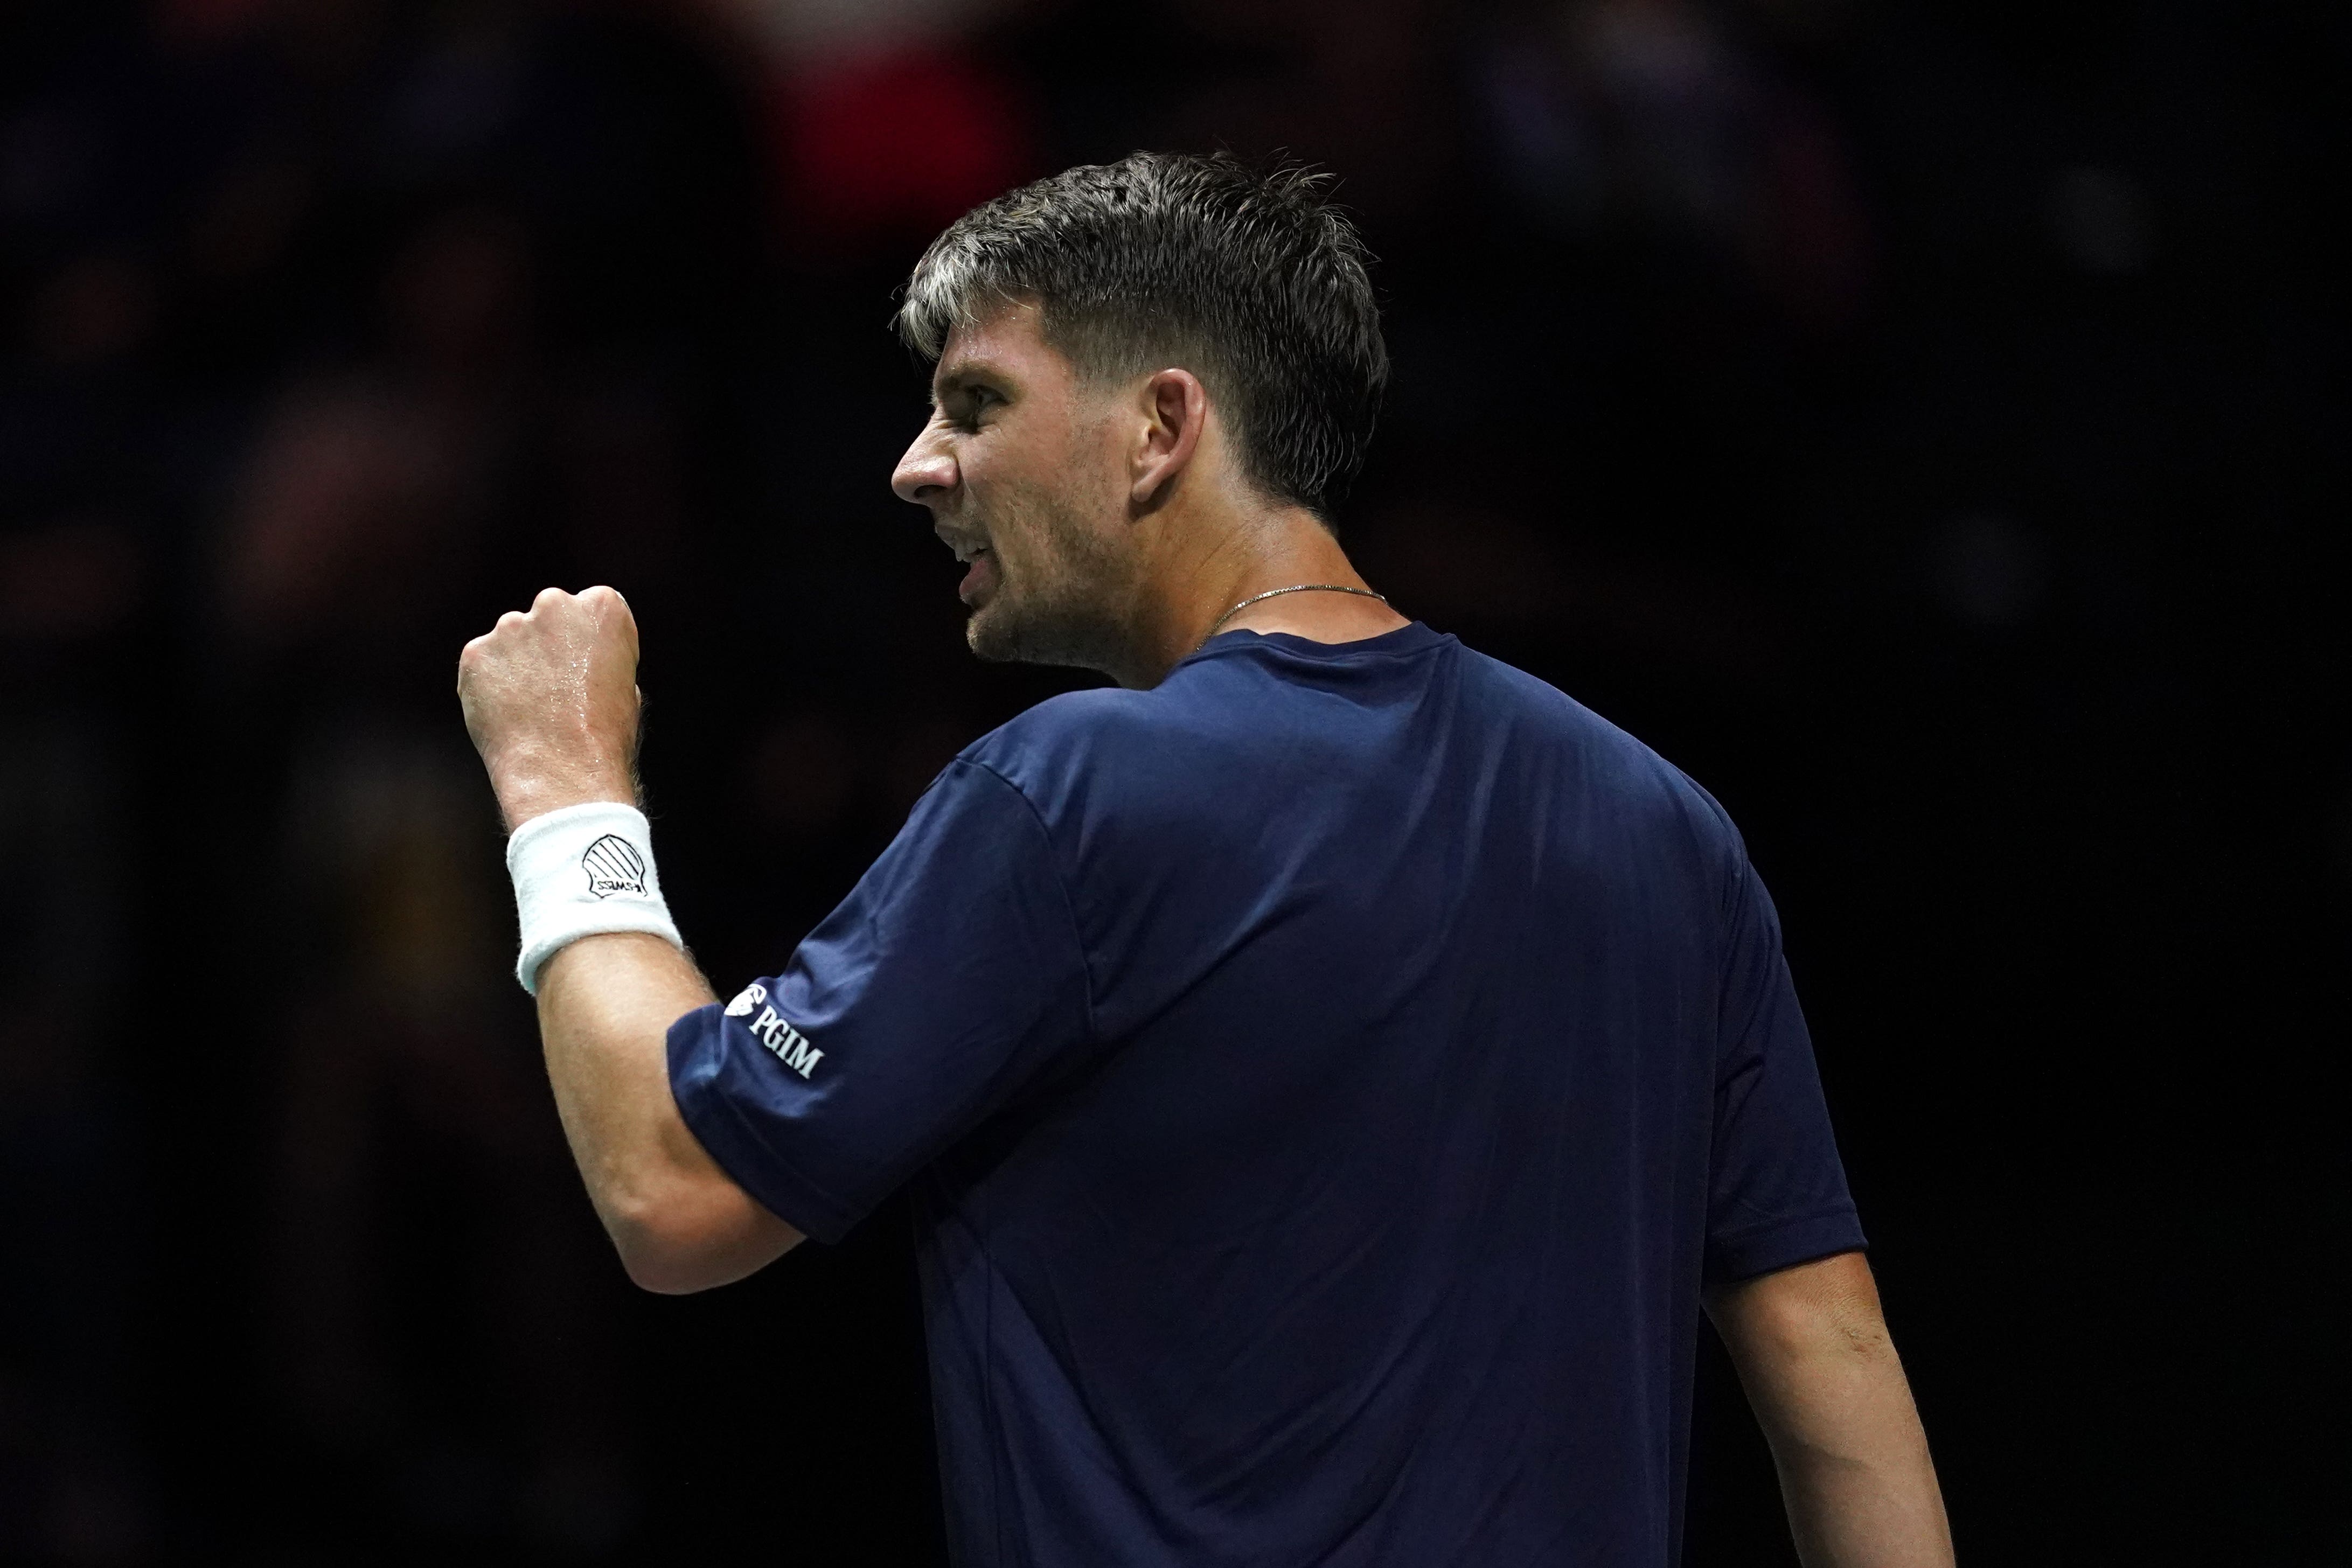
[[932, 377, 1005, 430]]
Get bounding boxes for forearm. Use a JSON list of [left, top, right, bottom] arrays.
[[537, 932, 799, 1291], [535, 930, 713, 1222], [1750, 1337, 1950, 1567], [1711, 1253, 1954, 1568]]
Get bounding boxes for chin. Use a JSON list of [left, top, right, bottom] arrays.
[[964, 602, 1019, 663], [966, 596, 1122, 676]]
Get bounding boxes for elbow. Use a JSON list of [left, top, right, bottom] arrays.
[[606, 1202, 728, 1295], [613, 1227, 725, 1295], [601, 1179, 798, 1295]]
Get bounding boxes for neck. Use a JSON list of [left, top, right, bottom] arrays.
[[1115, 490, 1406, 688]]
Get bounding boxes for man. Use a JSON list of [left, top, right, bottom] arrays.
[[458, 153, 1953, 1566]]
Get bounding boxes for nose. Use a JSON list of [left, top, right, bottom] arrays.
[[892, 420, 958, 506]]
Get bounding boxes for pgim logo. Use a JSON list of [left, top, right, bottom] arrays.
[[745, 1004, 823, 1079]]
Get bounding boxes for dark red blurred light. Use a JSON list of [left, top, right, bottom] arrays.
[[770, 46, 1039, 254]]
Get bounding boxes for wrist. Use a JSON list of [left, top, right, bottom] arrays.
[[506, 800, 682, 993], [494, 759, 638, 831]]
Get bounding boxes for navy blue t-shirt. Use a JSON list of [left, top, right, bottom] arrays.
[[670, 622, 1863, 1567]]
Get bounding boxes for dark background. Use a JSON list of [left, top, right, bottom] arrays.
[[0, 0, 2337, 1561]]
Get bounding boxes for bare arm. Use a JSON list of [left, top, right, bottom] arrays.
[[535, 932, 801, 1292], [458, 586, 801, 1293], [1705, 1251, 1954, 1568]]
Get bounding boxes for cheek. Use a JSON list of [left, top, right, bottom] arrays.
[[1000, 401, 1100, 491], [987, 493, 1056, 583], [961, 440, 1030, 530]]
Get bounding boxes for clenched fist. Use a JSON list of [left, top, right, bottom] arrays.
[[458, 585, 643, 830]]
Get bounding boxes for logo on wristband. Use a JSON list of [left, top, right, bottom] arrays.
[[581, 834, 649, 898]]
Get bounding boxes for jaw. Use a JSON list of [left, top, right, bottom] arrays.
[[963, 558, 1153, 685], [943, 472, 1161, 682]]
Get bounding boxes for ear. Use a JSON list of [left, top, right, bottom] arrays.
[[1129, 367, 1209, 510]]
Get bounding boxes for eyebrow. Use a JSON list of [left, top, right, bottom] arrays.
[[930, 362, 1002, 408]]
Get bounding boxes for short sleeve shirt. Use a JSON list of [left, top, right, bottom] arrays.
[[670, 622, 1863, 1567]]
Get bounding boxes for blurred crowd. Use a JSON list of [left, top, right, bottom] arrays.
[[0, 0, 2328, 1561]]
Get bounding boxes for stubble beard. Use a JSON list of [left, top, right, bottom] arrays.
[[963, 480, 1137, 679]]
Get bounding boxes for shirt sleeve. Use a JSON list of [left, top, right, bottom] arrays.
[[1704, 854, 1868, 1285], [667, 757, 1093, 1244]]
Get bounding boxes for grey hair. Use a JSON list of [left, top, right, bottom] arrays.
[[895, 151, 1388, 520]]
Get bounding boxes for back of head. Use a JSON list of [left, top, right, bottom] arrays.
[[896, 151, 1389, 522]]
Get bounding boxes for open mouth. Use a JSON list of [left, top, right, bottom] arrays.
[[948, 538, 996, 604]]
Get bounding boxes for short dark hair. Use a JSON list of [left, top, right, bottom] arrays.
[[896, 151, 1388, 520]]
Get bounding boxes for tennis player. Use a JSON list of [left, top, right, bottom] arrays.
[[458, 152, 1953, 1566]]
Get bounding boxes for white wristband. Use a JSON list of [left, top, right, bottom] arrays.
[[506, 800, 684, 994]]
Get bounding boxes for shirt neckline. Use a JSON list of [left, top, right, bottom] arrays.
[[1185, 620, 1447, 666]]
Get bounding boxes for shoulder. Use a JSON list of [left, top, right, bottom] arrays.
[[949, 638, 1748, 872], [1463, 643, 1730, 787], [1451, 643, 1750, 859], [956, 685, 1196, 823]]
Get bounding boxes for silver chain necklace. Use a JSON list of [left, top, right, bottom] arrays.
[[1195, 583, 1390, 652]]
